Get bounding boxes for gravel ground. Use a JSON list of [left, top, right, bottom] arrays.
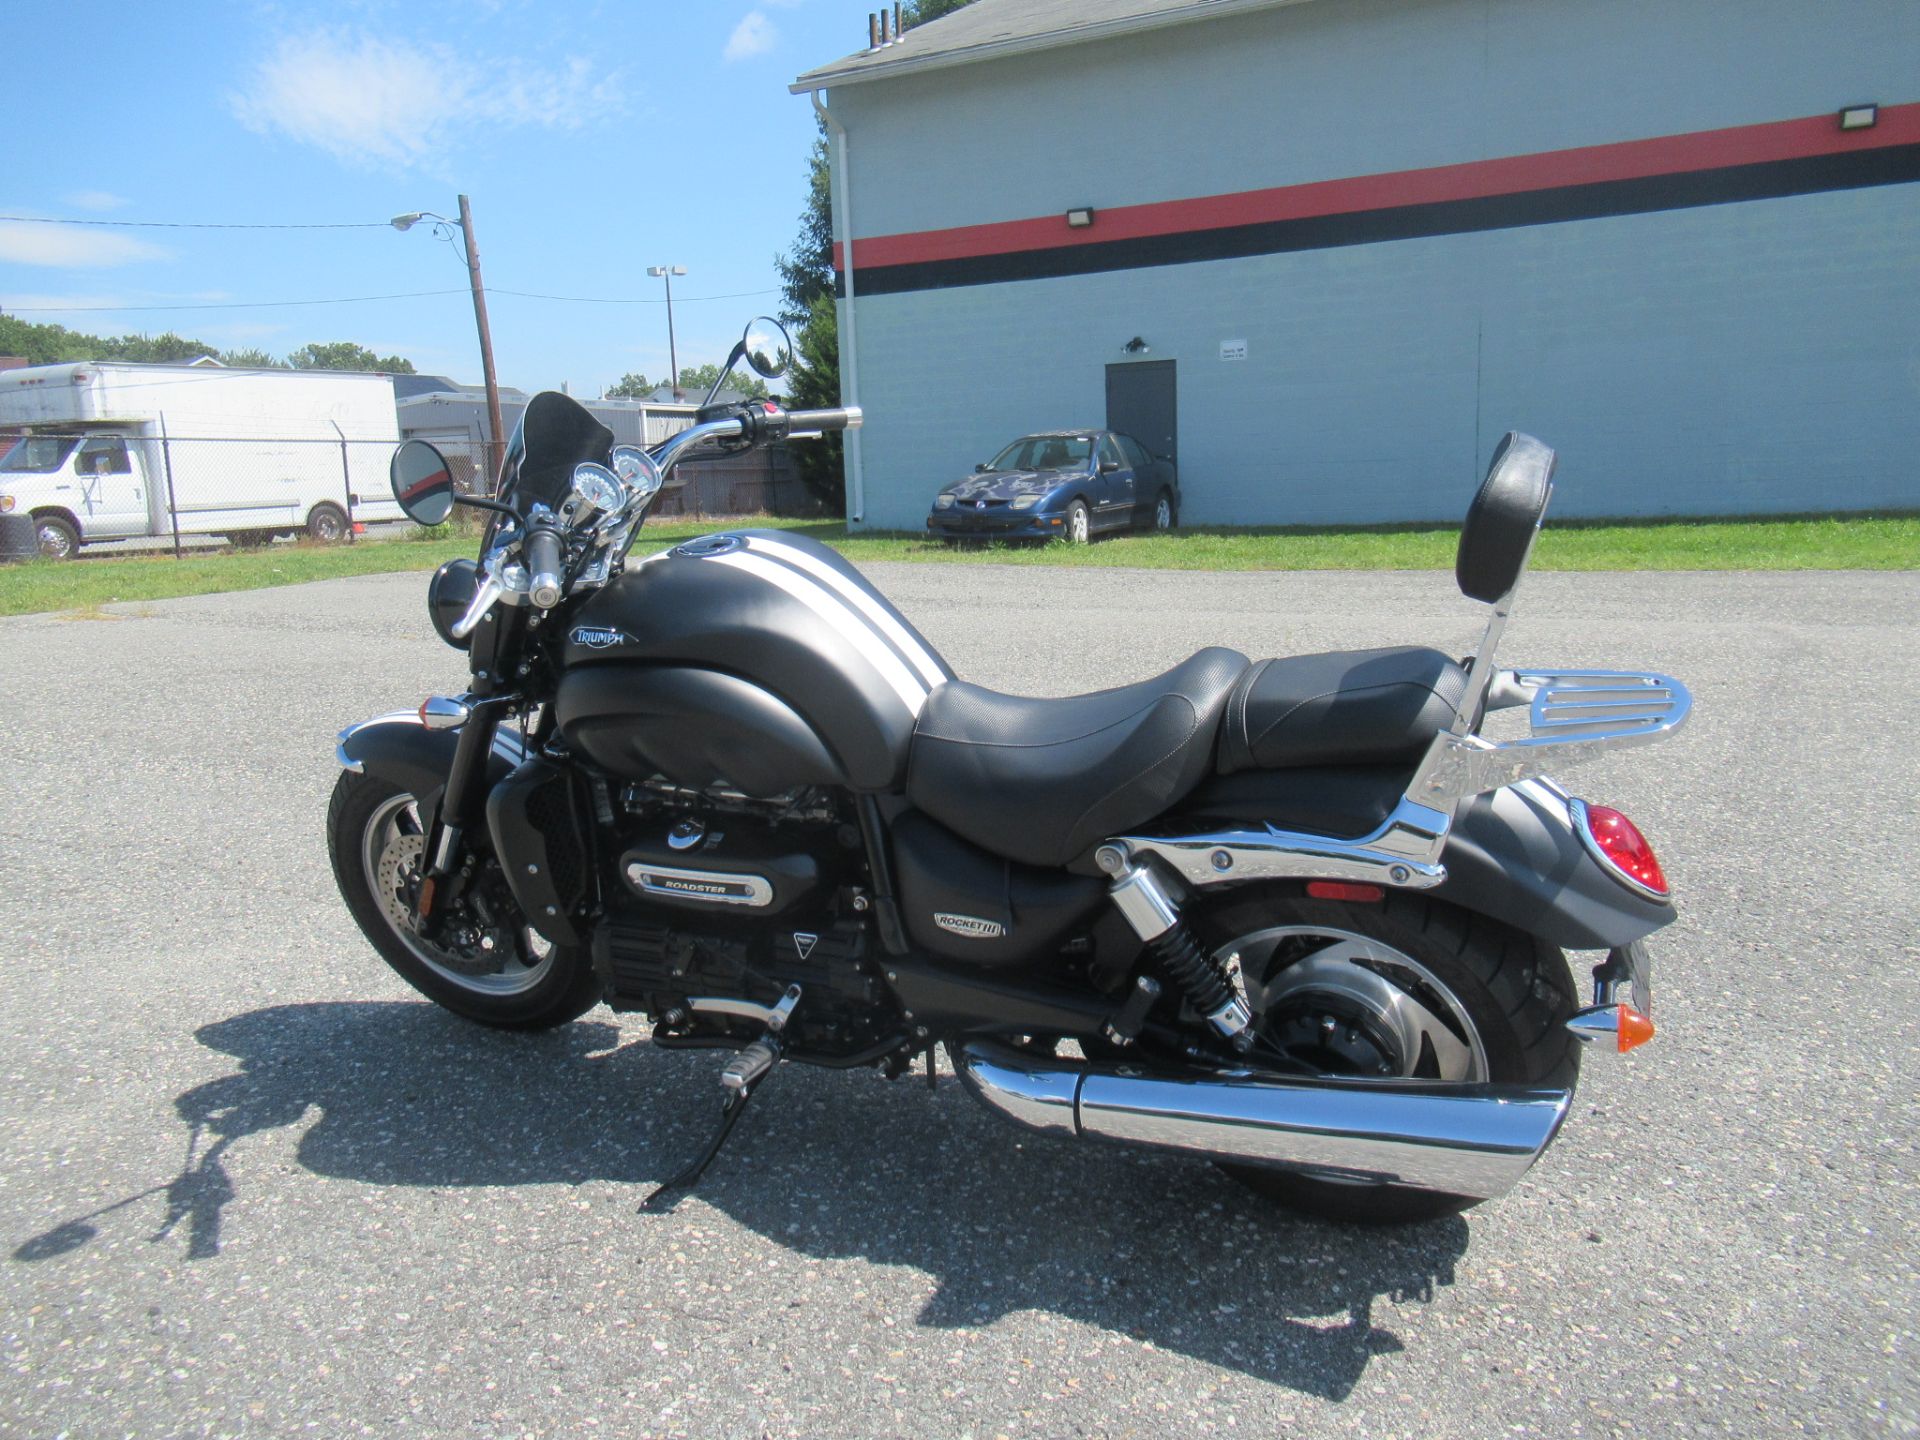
[[1, 562, 1915, 1439]]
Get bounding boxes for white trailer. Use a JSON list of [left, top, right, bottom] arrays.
[[0, 362, 403, 557]]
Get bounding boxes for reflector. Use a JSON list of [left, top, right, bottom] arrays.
[[1306, 880, 1385, 903]]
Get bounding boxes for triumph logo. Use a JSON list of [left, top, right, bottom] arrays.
[[792, 932, 819, 960], [570, 626, 629, 650], [934, 912, 1005, 940]]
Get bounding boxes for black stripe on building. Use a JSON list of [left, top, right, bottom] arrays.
[[845, 145, 1920, 298]]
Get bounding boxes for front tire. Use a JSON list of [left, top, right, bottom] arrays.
[[1064, 500, 1091, 545], [1203, 888, 1578, 1223], [35, 514, 78, 560], [327, 771, 600, 1029]]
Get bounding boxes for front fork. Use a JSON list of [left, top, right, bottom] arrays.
[[413, 695, 516, 933]]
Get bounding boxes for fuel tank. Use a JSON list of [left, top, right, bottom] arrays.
[[556, 530, 952, 793]]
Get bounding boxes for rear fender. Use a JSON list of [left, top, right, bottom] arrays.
[[1437, 778, 1673, 950]]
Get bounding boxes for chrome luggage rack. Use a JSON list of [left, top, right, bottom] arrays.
[[1107, 666, 1692, 893]]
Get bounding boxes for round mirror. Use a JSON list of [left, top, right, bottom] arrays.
[[390, 439, 456, 525], [610, 445, 664, 505], [740, 317, 793, 380]]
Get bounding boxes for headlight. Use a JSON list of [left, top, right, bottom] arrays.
[[1010, 494, 1040, 511], [934, 493, 956, 510], [0, 495, 15, 513]]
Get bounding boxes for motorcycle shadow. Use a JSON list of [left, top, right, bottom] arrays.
[[16, 1000, 1470, 1399]]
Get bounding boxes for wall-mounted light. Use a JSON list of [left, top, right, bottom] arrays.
[[1122, 336, 1150, 354], [1065, 207, 1095, 229], [1839, 103, 1878, 131]]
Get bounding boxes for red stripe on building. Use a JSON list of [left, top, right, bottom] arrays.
[[834, 103, 1920, 272]]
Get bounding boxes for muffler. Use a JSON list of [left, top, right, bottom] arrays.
[[956, 1040, 1572, 1201]]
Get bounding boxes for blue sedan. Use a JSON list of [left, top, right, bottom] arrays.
[[926, 430, 1180, 543]]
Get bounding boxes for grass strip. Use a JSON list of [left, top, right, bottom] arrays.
[[1, 513, 1912, 618]]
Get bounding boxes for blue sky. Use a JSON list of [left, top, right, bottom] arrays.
[[2, 1, 880, 395]]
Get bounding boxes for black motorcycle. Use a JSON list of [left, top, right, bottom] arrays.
[[331, 317, 1687, 1222]]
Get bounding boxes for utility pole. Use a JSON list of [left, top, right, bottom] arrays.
[[457, 195, 506, 484]]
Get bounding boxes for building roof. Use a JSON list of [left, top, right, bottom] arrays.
[[791, 0, 1311, 92]]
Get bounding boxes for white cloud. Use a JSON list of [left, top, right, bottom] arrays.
[[724, 12, 777, 62], [0, 223, 168, 269], [229, 29, 626, 170], [64, 190, 131, 212]]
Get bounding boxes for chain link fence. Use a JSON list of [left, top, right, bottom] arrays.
[[10, 431, 823, 558]]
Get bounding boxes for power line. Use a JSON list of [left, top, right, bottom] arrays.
[[4, 286, 782, 314], [492, 286, 781, 305], [0, 213, 391, 230], [3, 290, 469, 313]]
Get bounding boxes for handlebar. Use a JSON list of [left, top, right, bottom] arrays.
[[786, 406, 863, 433], [525, 526, 564, 609]]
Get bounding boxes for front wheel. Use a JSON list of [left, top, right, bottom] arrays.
[[1204, 888, 1579, 1223], [326, 771, 600, 1029], [1064, 500, 1091, 545], [35, 515, 79, 560]]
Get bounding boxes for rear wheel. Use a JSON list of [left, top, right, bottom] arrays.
[[1204, 888, 1578, 1223], [306, 503, 349, 543], [327, 772, 600, 1029], [1151, 491, 1176, 532]]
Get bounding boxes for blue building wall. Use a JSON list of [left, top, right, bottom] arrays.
[[822, 0, 1920, 529]]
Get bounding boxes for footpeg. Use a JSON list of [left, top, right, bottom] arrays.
[[644, 986, 802, 1210]]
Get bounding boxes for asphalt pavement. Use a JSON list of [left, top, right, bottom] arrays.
[[1, 561, 1915, 1439]]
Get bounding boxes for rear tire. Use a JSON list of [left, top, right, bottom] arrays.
[[306, 503, 349, 543], [327, 771, 600, 1030], [1203, 888, 1578, 1223]]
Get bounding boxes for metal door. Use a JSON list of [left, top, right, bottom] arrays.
[[1106, 360, 1177, 464]]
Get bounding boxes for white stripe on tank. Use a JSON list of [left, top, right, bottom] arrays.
[[744, 536, 949, 688]]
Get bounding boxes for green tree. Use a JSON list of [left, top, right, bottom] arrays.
[[903, 0, 975, 22], [674, 362, 770, 401], [0, 314, 226, 366], [604, 372, 652, 398], [287, 341, 416, 374], [219, 347, 289, 369], [784, 290, 845, 511]]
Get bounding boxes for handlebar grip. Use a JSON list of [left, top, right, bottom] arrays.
[[525, 527, 564, 609], [785, 406, 863, 433]]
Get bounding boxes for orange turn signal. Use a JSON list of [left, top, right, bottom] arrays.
[[1616, 1006, 1655, 1052]]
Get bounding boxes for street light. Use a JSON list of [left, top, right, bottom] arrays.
[[647, 265, 687, 400], [392, 195, 506, 483]]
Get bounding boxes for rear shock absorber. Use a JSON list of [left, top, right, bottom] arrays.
[[1095, 845, 1253, 1049]]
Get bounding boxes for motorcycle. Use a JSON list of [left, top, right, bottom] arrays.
[[330, 316, 1688, 1223]]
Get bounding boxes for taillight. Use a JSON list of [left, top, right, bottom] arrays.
[[1573, 799, 1669, 900]]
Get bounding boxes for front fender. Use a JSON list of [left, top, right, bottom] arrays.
[[334, 711, 528, 799], [1436, 779, 1673, 950]]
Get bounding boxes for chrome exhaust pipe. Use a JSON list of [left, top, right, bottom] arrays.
[[956, 1040, 1572, 1202]]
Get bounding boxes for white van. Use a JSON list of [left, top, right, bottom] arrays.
[[0, 363, 404, 557]]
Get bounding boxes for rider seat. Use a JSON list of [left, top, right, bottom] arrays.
[[907, 647, 1249, 868]]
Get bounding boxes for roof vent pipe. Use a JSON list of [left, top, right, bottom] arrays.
[[868, 12, 879, 49], [893, 3, 904, 39]]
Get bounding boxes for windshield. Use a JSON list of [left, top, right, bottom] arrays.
[[986, 435, 1093, 472], [0, 436, 80, 474]]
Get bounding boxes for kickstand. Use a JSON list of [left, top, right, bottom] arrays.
[[642, 986, 800, 1213], [642, 1088, 755, 1212]]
